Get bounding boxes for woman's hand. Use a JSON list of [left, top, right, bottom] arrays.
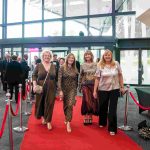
[[93, 91, 97, 99], [120, 87, 126, 95], [59, 91, 64, 99]]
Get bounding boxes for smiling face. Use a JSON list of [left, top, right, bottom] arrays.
[[67, 54, 75, 65], [103, 50, 112, 63], [43, 52, 51, 63], [84, 53, 92, 62]]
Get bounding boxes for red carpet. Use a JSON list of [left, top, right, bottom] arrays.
[[20, 96, 142, 150]]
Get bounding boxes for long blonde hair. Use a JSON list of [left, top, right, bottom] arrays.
[[64, 53, 78, 73], [98, 49, 115, 68]]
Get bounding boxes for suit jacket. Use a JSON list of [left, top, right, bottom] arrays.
[[5, 60, 23, 84], [21, 59, 31, 79]]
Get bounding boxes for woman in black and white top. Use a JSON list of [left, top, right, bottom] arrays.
[[93, 49, 125, 136]]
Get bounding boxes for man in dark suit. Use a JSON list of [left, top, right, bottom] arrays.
[[1, 53, 11, 92], [52, 54, 59, 81], [21, 54, 31, 97], [5, 55, 23, 103]]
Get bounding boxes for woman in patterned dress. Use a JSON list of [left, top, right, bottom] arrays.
[[32, 50, 57, 130], [79, 50, 98, 125], [58, 53, 78, 133], [93, 49, 125, 135]]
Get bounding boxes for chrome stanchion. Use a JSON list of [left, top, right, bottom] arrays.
[[6, 92, 14, 150], [26, 78, 31, 103], [118, 85, 133, 131], [13, 84, 28, 132], [23, 80, 31, 116]]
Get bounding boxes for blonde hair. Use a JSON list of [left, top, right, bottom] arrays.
[[41, 49, 53, 62], [64, 53, 78, 73], [84, 50, 94, 62], [98, 49, 115, 68]]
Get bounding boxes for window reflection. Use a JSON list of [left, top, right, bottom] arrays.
[[0, 0, 2, 24], [66, 0, 87, 17], [24, 23, 42, 37], [44, 0, 62, 19], [115, 0, 136, 12], [120, 50, 138, 84], [7, 25, 22, 38], [0, 26, 2, 39], [25, 0, 42, 21], [44, 21, 62, 36], [116, 15, 150, 38], [90, 0, 112, 15], [142, 50, 150, 85], [66, 19, 88, 36], [89, 17, 112, 36], [7, 0, 22, 23]]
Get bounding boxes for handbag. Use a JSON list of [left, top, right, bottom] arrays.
[[35, 65, 51, 94]]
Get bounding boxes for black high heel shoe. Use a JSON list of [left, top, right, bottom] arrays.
[[83, 119, 88, 125], [89, 118, 92, 125]]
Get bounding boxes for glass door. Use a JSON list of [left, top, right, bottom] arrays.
[[120, 50, 139, 85], [141, 50, 150, 85], [71, 47, 88, 64]]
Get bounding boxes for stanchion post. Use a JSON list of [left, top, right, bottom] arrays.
[[6, 92, 14, 150], [118, 85, 133, 131], [23, 80, 31, 116], [13, 84, 29, 132]]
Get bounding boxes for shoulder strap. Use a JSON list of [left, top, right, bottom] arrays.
[[42, 64, 51, 86]]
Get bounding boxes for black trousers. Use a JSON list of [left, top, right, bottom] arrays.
[[98, 89, 120, 133], [8, 83, 19, 103]]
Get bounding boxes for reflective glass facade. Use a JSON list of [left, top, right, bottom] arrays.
[[0, 0, 149, 39]]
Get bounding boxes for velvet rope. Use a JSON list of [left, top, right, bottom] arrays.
[[10, 92, 21, 116], [0, 104, 9, 138], [22, 84, 28, 100], [27, 84, 30, 92], [129, 91, 150, 110]]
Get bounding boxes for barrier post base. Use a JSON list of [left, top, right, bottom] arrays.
[[13, 126, 28, 132], [118, 125, 133, 131], [23, 112, 31, 116]]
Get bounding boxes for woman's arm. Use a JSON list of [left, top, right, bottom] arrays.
[[78, 65, 83, 92], [32, 64, 38, 91], [118, 73, 125, 94], [93, 77, 100, 99], [57, 66, 63, 98]]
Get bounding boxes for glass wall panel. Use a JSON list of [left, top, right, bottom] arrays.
[[89, 17, 112, 36], [7, 25, 22, 38], [12, 47, 22, 56], [44, 0, 62, 19], [120, 50, 138, 84], [141, 50, 150, 85], [90, 0, 112, 15], [44, 21, 62, 36], [116, 15, 150, 38], [71, 47, 88, 63], [24, 48, 40, 68], [66, 19, 88, 36], [3, 48, 11, 56], [66, 0, 87, 17], [24, 23, 42, 37], [25, 0, 42, 21], [90, 46, 105, 62], [0, 26, 2, 39], [0, 0, 2, 24], [7, 0, 22, 23], [115, 0, 136, 12]]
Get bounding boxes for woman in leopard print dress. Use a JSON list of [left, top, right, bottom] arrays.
[[58, 53, 78, 133]]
